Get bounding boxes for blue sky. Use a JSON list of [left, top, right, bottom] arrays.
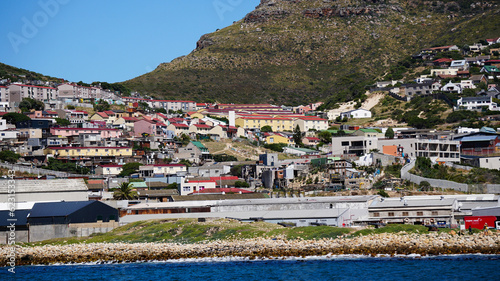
[[0, 0, 260, 83]]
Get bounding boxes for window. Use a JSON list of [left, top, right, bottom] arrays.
[[183, 186, 191, 192], [432, 211, 438, 216], [341, 141, 349, 146], [388, 212, 395, 217], [402, 212, 409, 217], [373, 212, 380, 217], [417, 212, 423, 216]]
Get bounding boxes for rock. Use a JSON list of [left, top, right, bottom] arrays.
[[196, 34, 214, 50]]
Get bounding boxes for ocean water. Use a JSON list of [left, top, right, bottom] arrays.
[[3, 255, 500, 281]]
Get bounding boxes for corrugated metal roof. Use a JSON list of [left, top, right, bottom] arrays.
[[461, 135, 498, 142], [0, 179, 88, 194], [370, 198, 456, 209], [29, 201, 94, 218], [0, 210, 30, 226]]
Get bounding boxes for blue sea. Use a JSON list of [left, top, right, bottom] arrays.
[[2, 255, 500, 280]]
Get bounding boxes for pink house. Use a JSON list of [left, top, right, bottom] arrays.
[[50, 127, 122, 138], [303, 137, 320, 146], [134, 119, 157, 137]]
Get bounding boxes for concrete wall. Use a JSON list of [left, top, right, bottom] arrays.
[[212, 201, 370, 213], [29, 222, 119, 242], [0, 191, 88, 203], [0, 230, 29, 244], [401, 160, 500, 194]]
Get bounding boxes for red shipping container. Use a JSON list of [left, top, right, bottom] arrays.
[[464, 216, 497, 230]]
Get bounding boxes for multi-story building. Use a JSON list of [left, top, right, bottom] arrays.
[[235, 116, 294, 131], [293, 117, 328, 132], [8, 84, 58, 102], [138, 164, 187, 177], [414, 139, 461, 163], [50, 127, 122, 138], [46, 146, 133, 158], [122, 97, 196, 112], [0, 86, 9, 103], [331, 136, 378, 157], [57, 83, 100, 99]]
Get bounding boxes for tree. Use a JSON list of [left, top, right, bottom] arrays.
[[19, 98, 44, 111], [179, 159, 192, 168], [293, 125, 303, 146], [234, 181, 250, 188], [165, 183, 178, 190], [377, 190, 389, 198], [0, 150, 21, 163], [230, 164, 244, 177], [2, 113, 31, 124], [260, 125, 273, 133], [118, 162, 143, 177], [385, 127, 394, 139], [155, 108, 167, 114], [55, 118, 71, 126], [419, 181, 431, 191], [113, 182, 138, 200], [94, 100, 111, 112], [317, 131, 332, 144]]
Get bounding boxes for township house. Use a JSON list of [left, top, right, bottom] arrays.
[[235, 116, 294, 131], [134, 119, 158, 137], [340, 109, 372, 119], [50, 127, 122, 138], [46, 146, 133, 158]]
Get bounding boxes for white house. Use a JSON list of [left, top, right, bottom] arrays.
[[441, 82, 462, 94], [179, 179, 216, 196], [457, 96, 500, 111], [460, 80, 476, 90], [340, 108, 372, 119], [449, 60, 468, 70]]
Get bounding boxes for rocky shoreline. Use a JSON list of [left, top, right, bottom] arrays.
[[2, 232, 500, 266]]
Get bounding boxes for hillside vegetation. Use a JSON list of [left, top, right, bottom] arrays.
[[124, 0, 500, 106], [24, 218, 458, 246]]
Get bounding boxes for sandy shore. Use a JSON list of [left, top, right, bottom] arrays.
[[2, 232, 500, 266]]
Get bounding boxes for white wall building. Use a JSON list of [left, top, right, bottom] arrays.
[[340, 108, 372, 119], [457, 96, 499, 111]]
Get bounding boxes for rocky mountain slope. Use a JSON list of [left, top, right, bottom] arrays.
[[124, 0, 500, 106]]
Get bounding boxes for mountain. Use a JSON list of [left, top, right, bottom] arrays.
[[0, 62, 63, 83], [123, 0, 500, 106]]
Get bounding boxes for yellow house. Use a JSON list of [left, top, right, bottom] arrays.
[[46, 146, 133, 157], [235, 116, 293, 131], [265, 134, 294, 145], [187, 112, 204, 119]]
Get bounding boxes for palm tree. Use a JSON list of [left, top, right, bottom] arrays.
[[113, 182, 138, 200]]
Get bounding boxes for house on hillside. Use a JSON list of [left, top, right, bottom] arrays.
[[449, 60, 468, 70], [441, 82, 462, 94], [134, 119, 157, 137], [481, 65, 500, 75], [403, 82, 433, 98], [340, 108, 372, 119], [470, 74, 488, 85], [303, 137, 320, 147], [174, 141, 210, 164], [456, 96, 499, 111]]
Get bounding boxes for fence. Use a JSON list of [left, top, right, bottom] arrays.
[[400, 160, 499, 194], [0, 162, 83, 178]]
